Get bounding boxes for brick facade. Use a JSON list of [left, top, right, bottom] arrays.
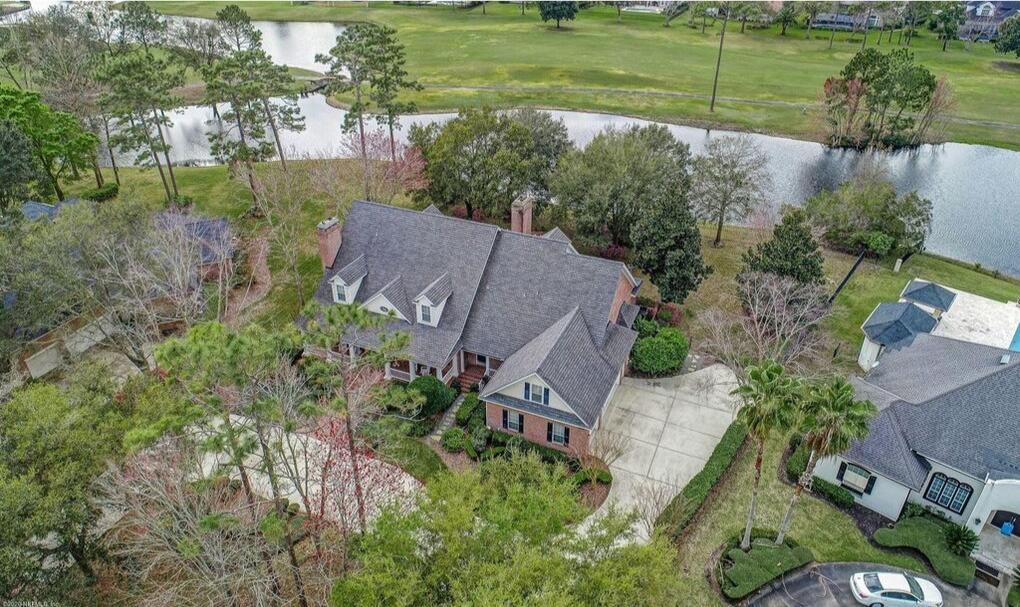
[[607, 271, 636, 326], [484, 401, 590, 455]]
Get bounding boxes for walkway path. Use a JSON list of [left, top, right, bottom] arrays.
[[429, 394, 465, 441]]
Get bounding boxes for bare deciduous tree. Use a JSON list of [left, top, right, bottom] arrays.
[[633, 479, 683, 539], [691, 135, 773, 247], [335, 128, 429, 204], [701, 272, 831, 377], [249, 161, 313, 308], [99, 440, 283, 607], [574, 428, 630, 484]]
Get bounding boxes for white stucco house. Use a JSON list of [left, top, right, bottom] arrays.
[[818, 279, 1020, 577]]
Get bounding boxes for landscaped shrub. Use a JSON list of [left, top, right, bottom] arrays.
[[874, 516, 976, 586], [810, 477, 855, 510], [630, 327, 689, 376], [80, 182, 119, 202], [656, 306, 674, 324], [455, 393, 480, 426], [408, 375, 457, 417], [943, 523, 979, 557], [470, 425, 490, 454], [656, 421, 747, 541], [786, 442, 810, 483], [901, 501, 928, 520], [441, 427, 466, 453], [573, 468, 613, 486], [634, 316, 660, 339], [466, 407, 486, 435], [718, 529, 814, 599]]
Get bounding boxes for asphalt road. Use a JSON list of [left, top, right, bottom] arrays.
[[746, 563, 1001, 607]]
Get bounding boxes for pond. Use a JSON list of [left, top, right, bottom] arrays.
[[12, 4, 1020, 278], [113, 97, 1020, 279]]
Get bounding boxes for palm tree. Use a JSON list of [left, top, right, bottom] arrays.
[[732, 360, 801, 550], [774, 377, 877, 545]]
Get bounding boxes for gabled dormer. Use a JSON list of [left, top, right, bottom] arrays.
[[414, 273, 453, 327], [363, 275, 413, 323], [329, 254, 367, 304]]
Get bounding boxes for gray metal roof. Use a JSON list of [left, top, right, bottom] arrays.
[[902, 279, 956, 312], [862, 302, 937, 347], [418, 272, 453, 305], [335, 254, 367, 285], [846, 334, 1020, 487], [481, 308, 632, 428]]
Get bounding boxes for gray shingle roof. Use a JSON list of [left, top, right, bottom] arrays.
[[21, 198, 81, 222], [902, 279, 956, 312], [335, 254, 367, 285], [418, 272, 452, 305], [480, 308, 630, 428], [619, 303, 640, 328], [862, 302, 937, 347], [461, 230, 629, 360], [422, 204, 443, 215], [313, 200, 637, 423], [314, 200, 498, 367], [483, 392, 585, 427], [846, 334, 1020, 487], [543, 227, 571, 243], [156, 212, 233, 265]]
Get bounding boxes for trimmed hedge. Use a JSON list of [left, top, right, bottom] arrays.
[[810, 477, 855, 510], [572, 468, 613, 486], [634, 316, 660, 339], [655, 420, 747, 540], [630, 327, 689, 376], [408, 375, 456, 417], [80, 182, 119, 202], [455, 393, 480, 426], [440, 427, 466, 453], [874, 515, 976, 586], [719, 530, 813, 599], [786, 441, 810, 483]]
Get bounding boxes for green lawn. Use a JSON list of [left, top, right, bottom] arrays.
[[675, 434, 924, 606], [681, 225, 1020, 371], [147, 1, 1020, 149], [874, 516, 976, 586]]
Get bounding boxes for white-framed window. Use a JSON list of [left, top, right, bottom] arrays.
[[332, 283, 346, 303], [420, 304, 432, 323], [550, 423, 568, 445], [503, 410, 523, 433], [977, 3, 994, 17], [524, 381, 548, 405], [842, 463, 871, 493]]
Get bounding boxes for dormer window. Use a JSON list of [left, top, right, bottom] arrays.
[[420, 304, 432, 323], [332, 283, 347, 303], [977, 3, 993, 16]]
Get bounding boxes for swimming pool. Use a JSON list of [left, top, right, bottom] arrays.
[[1011, 323, 1020, 352]]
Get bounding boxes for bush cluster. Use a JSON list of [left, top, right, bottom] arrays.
[[441, 427, 466, 453], [408, 375, 457, 418], [80, 182, 119, 202], [455, 393, 481, 426], [630, 327, 689, 376], [943, 524, 979, 557], [656, 421, 747, 541], [719, 529, 813, 599], [810, 477, 855, 510], [785, 439, 810, 483]]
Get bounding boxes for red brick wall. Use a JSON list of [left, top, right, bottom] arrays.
[[484, 402, 590, 455], [607, 270, 636, 325]]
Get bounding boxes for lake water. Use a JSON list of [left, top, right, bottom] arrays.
[[12, 3, 1020, 278], [114, 97, 1020, 278]]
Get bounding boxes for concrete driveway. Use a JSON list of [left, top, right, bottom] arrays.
[[595, 363, 738, 540], [746, 562, 1001, 607]]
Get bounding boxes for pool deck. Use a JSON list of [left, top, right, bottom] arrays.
[[932, 288, 1020, 351]]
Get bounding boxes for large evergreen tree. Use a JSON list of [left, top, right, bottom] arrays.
[[995, 14, 1020, 58], [740, 208, 824, 285], [0, 120, 48, 216]]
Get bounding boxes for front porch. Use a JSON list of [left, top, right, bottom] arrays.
[[385, 356, 458, 385]]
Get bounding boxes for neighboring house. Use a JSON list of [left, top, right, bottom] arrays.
[[313, 198, 640, 455], [4, 210, 234, 380], [811, 11, 883, 31], [961, 1, 1020, 40], [818, 278, 1020, 576]]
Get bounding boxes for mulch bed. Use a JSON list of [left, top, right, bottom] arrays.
[[579, 480, 610, 510], [424, 438, 476, 473]]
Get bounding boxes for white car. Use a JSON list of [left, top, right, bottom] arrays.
[[850, 571, 944, 607]]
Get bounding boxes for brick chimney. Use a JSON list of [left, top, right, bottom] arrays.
[[510, 193, 534, 235], [317, 217, 342, 269]]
